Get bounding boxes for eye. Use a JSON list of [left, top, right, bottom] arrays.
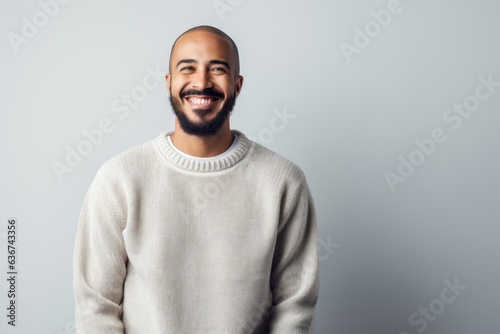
[[180, 66, 195, 72], [212, 67, 227, 73]]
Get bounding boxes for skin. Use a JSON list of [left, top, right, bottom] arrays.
[[166, 30, 244, 157]]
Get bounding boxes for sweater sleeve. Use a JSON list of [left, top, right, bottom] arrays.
[[268, 174, 320, 334], [73, 167, 128, 333]]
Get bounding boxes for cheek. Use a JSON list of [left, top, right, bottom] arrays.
[[170, 80, 186, 96], [216, 79, 235, 94]]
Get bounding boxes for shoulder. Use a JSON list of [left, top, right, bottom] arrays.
[[237, 131, 307, 191], [240, 134, 314, 216], [243, 137, 305, 180], [94, 135, 158, 184]]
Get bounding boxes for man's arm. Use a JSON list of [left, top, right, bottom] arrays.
[[269, 174, 320, 334], [73, 168, 128, 333]]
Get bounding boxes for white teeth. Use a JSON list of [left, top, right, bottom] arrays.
[[189, 97, 213, 105]]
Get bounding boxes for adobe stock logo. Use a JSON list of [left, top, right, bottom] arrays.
[[47, 321, 75, 334], [247, 106, 296, 145], [384, 74, 499, 192], [51, 65, 165, 182], [213, 0, 243, 21], [7, 0, 73, 54], [398, 277, 467, 334], [339, 0, 420, 64]]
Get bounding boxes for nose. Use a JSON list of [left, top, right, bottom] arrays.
[[190, 69, 213, 90]]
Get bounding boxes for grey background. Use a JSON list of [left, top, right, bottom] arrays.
[[1, 0, 499, 333]]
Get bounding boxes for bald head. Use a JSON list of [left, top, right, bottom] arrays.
[[168, 25, 240, 78]]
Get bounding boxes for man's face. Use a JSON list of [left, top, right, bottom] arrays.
[[166, 31, 243, 136]]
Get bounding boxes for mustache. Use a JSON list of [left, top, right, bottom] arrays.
[[180, 88, 224, 99]]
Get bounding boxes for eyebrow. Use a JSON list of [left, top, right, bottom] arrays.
[[176, 59, 231, 70]]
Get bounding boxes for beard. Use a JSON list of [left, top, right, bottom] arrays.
[[169, 88, 236, 136]]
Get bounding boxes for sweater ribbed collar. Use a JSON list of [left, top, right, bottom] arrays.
[[154, 130, 251, 172]]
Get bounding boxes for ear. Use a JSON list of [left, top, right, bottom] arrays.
[[165, 73, 171, 92], [235, 75, 244, 97]]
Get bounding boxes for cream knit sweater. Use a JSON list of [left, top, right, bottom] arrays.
[[73, 130, 319, 333]]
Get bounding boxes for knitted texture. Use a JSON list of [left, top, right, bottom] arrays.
[[73, 130, 319, 334]]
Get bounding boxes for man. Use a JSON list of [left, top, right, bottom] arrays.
[[73, 25, 319, 333]]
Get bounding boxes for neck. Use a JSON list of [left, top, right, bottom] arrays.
[[170, 119, 234, 157]]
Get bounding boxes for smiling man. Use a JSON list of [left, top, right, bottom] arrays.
[[73, 25, 319, 333], [166, 26, 243, 157]]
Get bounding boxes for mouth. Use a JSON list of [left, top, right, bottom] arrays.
[[185, 96, 220, 108]]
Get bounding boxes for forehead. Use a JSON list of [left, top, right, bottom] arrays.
[[171, 31, 234, 65]]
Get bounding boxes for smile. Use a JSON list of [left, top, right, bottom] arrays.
[[186, 96, 220, 106]]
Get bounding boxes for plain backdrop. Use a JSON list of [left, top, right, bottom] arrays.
[[1, 0, 499, 333]]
